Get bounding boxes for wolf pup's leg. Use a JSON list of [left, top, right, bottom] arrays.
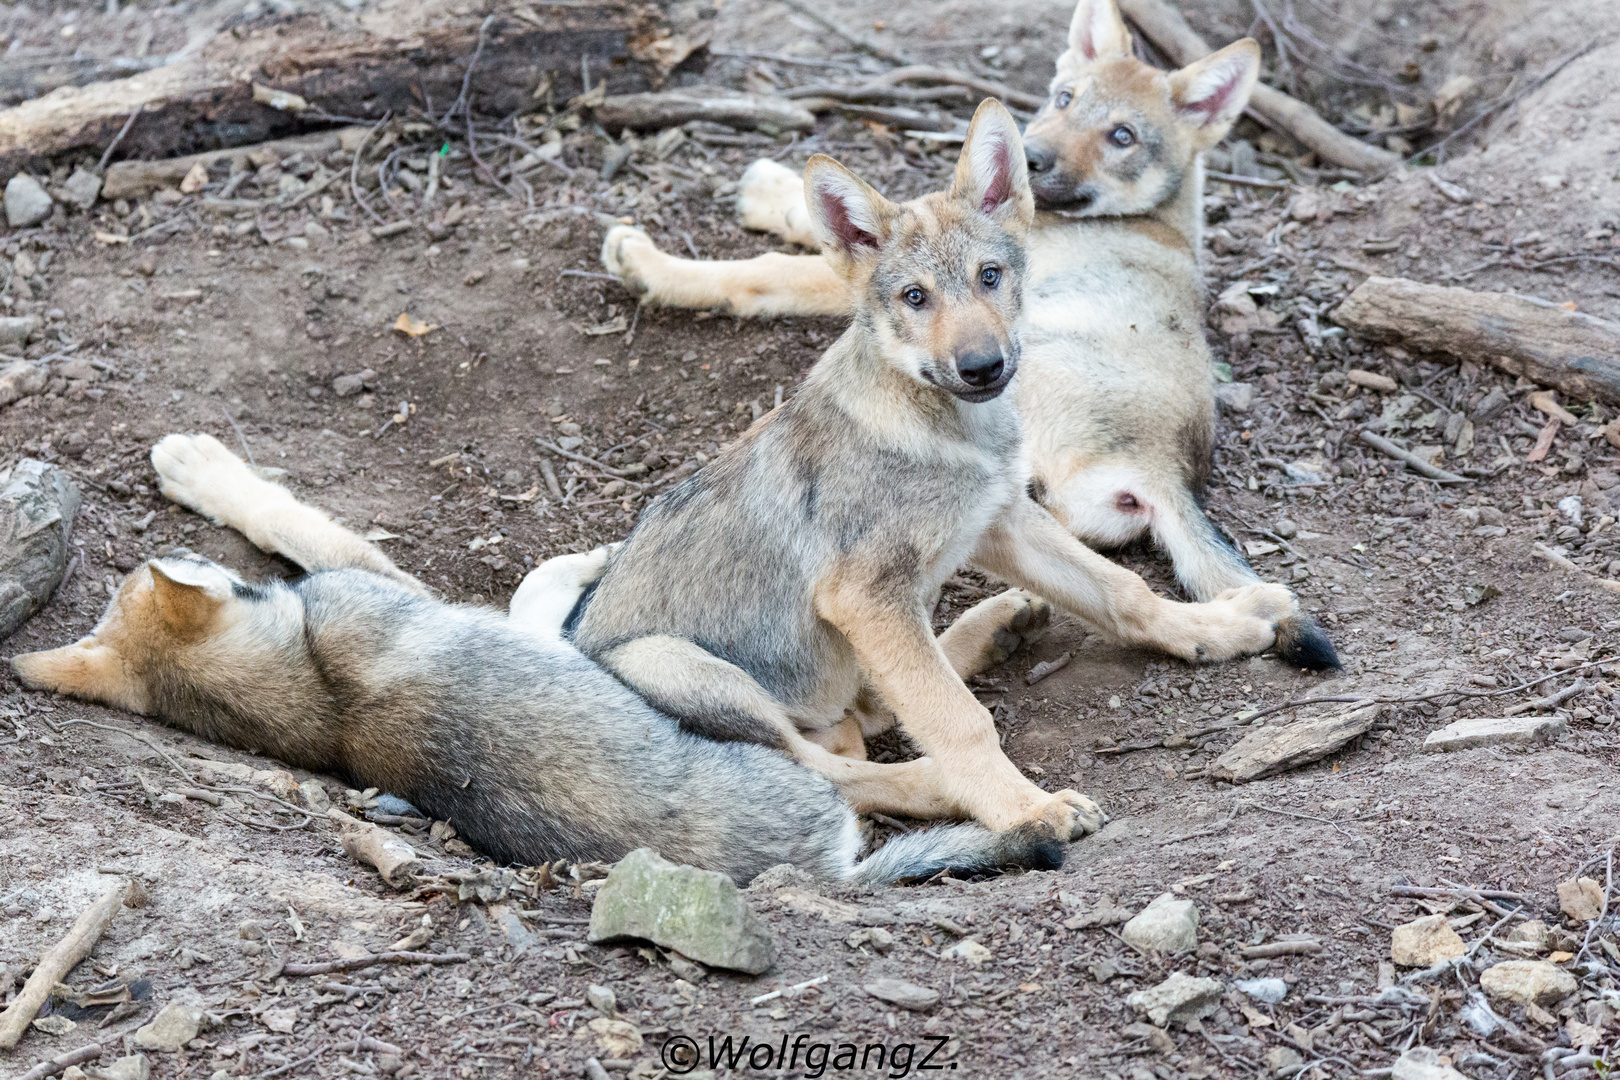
[[509, 545, 616, 640], [151, 434, 427, 594], [937, 589, 1053, 681], [736, 159, 818, 246], [602, 226, 849, 318]]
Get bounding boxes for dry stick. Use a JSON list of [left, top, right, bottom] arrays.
[[1358, 430, 1471, 483], [14, 1043, 104, 1080], [1577, 847, 1615, 966], [866, 65, 1045, 112], [222, 406, 256, 468], [1241, 939, 1323, 959], [1504, 676, 1588, 716], [534, 439, 647, 485], [441, 15, 496, 129], [281, 951, 472, 977], [777, 0, 914, 66], [96, 108, 140, 172], [350, 114, 390, 226], [0, 881, 128, 1049], [57, 718, 195, 784]]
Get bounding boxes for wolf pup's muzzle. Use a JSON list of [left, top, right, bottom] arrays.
[[951, 346, 1018, 403]]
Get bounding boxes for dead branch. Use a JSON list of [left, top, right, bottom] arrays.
[[1358, 430, 1471, 484], [0, 880, 128, 1050], [328, 808, 420, 887], [1115, 0, 1401, 174], [14, 1043, 104, 1080], [1334, 276, 1620, 406], [1241, 938, 1323, 958], [280, 951, 472, 977], [867, 65, 1045, 113], [591, 89, 815, 134], [103, 128, 366, 200]]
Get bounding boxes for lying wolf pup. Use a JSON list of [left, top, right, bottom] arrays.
[[548, 101, 1300, 844], [11, 433, 1063, 885], [598, 0, 1336, 671]]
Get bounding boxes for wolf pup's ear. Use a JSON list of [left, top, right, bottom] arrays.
[[952, 100, 1035, 234], [1170, 39, 1261, 151], [1066, 0, 1133, 62], [148, 563, 224, 639], [803, 155, 893, 262]]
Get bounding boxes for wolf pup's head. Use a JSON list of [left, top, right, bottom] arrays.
[[1022, 0, 1259, 217], [803, 99, 1034, 404], [11, 554, 247, 714]]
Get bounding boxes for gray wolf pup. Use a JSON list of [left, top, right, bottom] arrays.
[[558, 100, 1303, 846], [597, 0, 1336, 671], [10, 433, 1064, 885]]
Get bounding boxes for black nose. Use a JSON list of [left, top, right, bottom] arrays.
[[1025, 142, 1055, 175], [957, 349, 1005, 388]]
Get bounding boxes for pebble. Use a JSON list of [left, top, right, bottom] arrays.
[[1265, 1046, 1303, 1077], [845, 927, 895, 954], [1124, 971, 1224, 1028], [1272, 518, 1298, 540], [32, 1014, 76, 1034], [0, 460, 81, 642], [1421, 716, 1568, 753], [1558, 877, 1604, 921], [1121, 892, 1199, 953], [1504, 919, 1550, 951], [1234, 977, 1288, 1004], [1390, 914, 1465, 967], [0, 314, 40, 347], [4, 174, 52, 227], [298, 780, 331, 812], [1478, 960, 1578, 1006], [134, 1003, 203, 1051], [1215, 381, 1255, 414], [586, 984, 616, 1017], [61, 168, 102, 210], [585, 1017, 641, 1058], [862, 978, 940, 1012], [940, 939, 992, 965], [1347, 368, 1398, 393], [100, 1057, 150, 1080], [1391, 1046, 1468, 1080], [587, 848, 773, 974]]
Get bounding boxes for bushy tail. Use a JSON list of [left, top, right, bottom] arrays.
[[845, 822, 1064, 887]]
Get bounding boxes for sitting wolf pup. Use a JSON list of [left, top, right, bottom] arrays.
[[11, 434, 1063, 885], [552, 101, 1301, 845]]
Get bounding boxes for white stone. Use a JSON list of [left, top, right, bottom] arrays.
[[134, 1003, 202, 1051], [1422, 716, 1567, 752], [4, 174, 52, 227], [1234, 977, 1288, 1004], [941, 939, 991, 965], [1121, 892, 1199, 953], [1125, 972, 1224, 1028], [1391, 914, 1465, 967]]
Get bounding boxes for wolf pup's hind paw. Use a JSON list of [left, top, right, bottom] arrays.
[[1275, 613, 1341, 670]]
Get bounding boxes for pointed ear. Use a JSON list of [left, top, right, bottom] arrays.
[[148, 563, 223, 639], [951, 100, 1034, 233], [1170, 39, 1261, 150], [802, 155, 893, 261], [1067, 0, 1133, 61], [12, 643, 150, 714]]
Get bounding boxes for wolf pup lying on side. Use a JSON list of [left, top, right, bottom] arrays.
[[11, 433, 1064, 886], [597, 0, 1336, 671], [538, 101, 1302, 846]]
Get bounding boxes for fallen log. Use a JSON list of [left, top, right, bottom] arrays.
[[1333, 276, 1620, 406], [1116, 0, 1401, 174], [591, 88, 814, 134], [0, 3, 671, 175], [103, 127, 368, 201]]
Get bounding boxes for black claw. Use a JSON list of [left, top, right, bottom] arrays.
[[1275, 614, 1341, 670]]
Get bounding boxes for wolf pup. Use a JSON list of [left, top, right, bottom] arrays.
[[552, 100, 1301, 845], [11, 433, 1064, 886], [596, 0, 1336, 670]]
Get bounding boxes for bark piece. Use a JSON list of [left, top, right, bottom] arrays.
[[1334, 276, 1620, 406], [327, 808, 419, 887], [0, 460, 81, 643], [0, 880, 127, 1050], [1206, 704, 1381, 783], [1116, 0, 1401, 174], [592, 88, 815, 133], [103, 128, 366, 201]]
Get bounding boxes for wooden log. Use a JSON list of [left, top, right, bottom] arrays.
[[1206, 704, 1381, 783], [1333, 275, 1620, 406], [1115, 0, 1401, 174], [591, 88, 815, 134], [0, 4, 669, 176], [102, 127, 367, 200], [0, 880, 127, 1050]]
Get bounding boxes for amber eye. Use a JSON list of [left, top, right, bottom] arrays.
[[902, 286, 927, 308], [1110, 125, 1136, 147], [980, 266, 1001, 289], [1055, 90, 1073, 109]]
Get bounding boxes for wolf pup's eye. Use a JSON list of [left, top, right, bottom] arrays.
[[1109, 125, 1136, 148], [1055, 90, 1073, 109], [980, 266, 1001, 289], [902, 286, 927, 308]]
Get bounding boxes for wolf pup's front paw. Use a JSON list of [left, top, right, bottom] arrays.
[[600, 225, 655, 298], [738, 159, 810, 242], [151, 433, 257, 524]]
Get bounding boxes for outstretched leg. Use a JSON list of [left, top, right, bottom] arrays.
[[602, 226, 849, 317], [151, 434, 427, 595], [736, 159, 817, 246]]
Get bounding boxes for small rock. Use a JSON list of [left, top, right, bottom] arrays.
[[1264, 1046, 1303, 1077], [1287, 190, 1320, 222], [298, 779, 330, 812], [1272, 518, 1298, 539], [238, 919, 266, 940], [0, 315, 40, 347], [1125, 971, 1224, 1028], [489, 904, 535, 953], [862, 978, 939, 1012], [32, 1014, 76, 1034], [586, 984, 616, 1017], [845, 927, 895, 954], [0, 360, 44, 406], [1558, 877, 1604, 921], [333, 373, 366, 397], [261, 1006, 298, 1034], [1505, 920, 1550, 951], [1121, 892, 1199, 953], [1479, 960, 1578, 1006], [1215, 381, 1255, 414], [585, 1017, 641, 1058], [1472, 387, 1511, 422], [101, 1056, 151, 1080], [587, 848, 773, 974], [1347, 368, 1398, 393], [61, 168, 102, 210], [62, 1068, 87, 1080], [134, 1003, 203, 1051], [940, 939, 991, 965], [1391, 914, 1465, 967], [1422, 716, 1568, 753], [1391, 1046, 1468, 1080], [1234, 977, 1288, 1004], [5, 174, 53, 227], [0, 460, 81, 642], [304, 220, 330, 242]]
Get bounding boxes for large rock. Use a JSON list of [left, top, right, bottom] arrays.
[[1391, 914, 1465, 967], [5, 174, 52, 227], [1125, 972, 1224, 1028], [1422, 716, 1568, 752], [1558, 877, 1604, 921], [134, 1003, 202, 1051], [1121, 893, 1199, 953], [1478, 960, 1578, 1006], [587, 848, 773, 974], [0, 460, 80, 641], [1391, 1046, 1468, 1080]]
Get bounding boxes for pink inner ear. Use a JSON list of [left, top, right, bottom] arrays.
[[1180, 66, 1242, 124], [980, 138, 1012, 213], [817, 188, 878, 250]]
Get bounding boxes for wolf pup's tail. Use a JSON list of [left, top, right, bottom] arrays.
[[845, 821, 1064, 887]]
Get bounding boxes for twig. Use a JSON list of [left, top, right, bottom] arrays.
[[15, 1043, 105, 1080], [777, 0, 915, 66], [750, 974, 828, 1006], [1504, 676, 1587, 716], [1241, 938, 1323, 959], [1359, 430, 1471, 483], [1207, 170, 1291, 190], [0, 882, 128, 1049], [222, 407, 256, 468], [534, 439, 646, 485], [866, 64, 1044, 112], [1577, 846, 1614, 966], [350, 114, 389, 225], [442, 15, 496, 130], [262, 1043, 328, 1078], [57, 718, 195, 784], [97, 109, 140, 172], [281, 951, 472, 977]]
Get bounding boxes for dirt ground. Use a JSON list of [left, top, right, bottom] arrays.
[[3, 1, 1620, 1078]]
